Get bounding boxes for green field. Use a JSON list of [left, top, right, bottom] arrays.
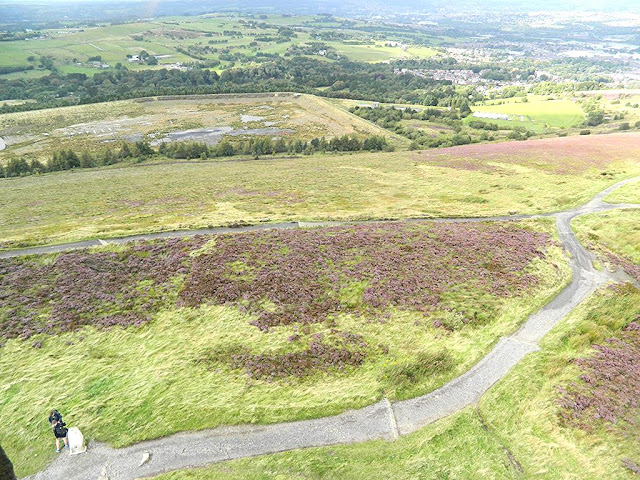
[[471, 96, 585, 130], [149, 284, 640, 480], [325, 41, 437, 63]]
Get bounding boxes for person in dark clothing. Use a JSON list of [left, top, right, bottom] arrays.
[[0, 444, 17, 480], [52, 419, 69, 453], [48, 409, 62, 426]]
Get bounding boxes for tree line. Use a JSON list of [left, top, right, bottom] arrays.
[[1, 134, 389, 178], [0, 57, 476, 114]]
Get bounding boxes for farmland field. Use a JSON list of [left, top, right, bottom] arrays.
[[471, 96, 585, 129], [148, 283, 640, 480], [0, 93, 389, 163], [0, 13, 439, 81], [0, 218, 570, 477], [324, 42, 437, 63]]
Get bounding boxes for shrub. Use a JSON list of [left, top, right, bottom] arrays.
[[201, 331, 368, 380]]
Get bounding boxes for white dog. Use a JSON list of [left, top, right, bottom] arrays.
[[67, 427, 86, 455]]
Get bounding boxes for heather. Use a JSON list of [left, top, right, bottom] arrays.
[[0, 237, 205, 340], [558, 319, 640, 439], [204, 332, 369, 381], [2, 221, 556, 379], [1, 219, 570, 477], [1, 221, 552, 342], [179, 222, 551, 332], [415, 133, 640, 174], [475, 284, 640, 479]]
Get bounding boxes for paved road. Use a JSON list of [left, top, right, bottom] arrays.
[[22, 177, 640, 480]]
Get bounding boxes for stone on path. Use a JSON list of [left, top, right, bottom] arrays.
[[139, 452, 151, 467]]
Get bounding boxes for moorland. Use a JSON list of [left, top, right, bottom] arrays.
[[1, 5, 640, 480]]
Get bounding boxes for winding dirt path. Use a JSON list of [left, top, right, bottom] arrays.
[[21, 177, 640, 480]]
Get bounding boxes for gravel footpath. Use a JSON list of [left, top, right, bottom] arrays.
[[21, 177, 640, 480]]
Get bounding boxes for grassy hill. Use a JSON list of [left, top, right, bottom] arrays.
[[0, 93, 392, 164], [2, 132, 640, 249], [0, 219, 570, 477]]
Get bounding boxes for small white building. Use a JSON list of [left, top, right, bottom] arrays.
[[472, 112, 510, 121]]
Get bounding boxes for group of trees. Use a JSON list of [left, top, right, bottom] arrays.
[[351, 105, 463, 126], [1, 141, 153, 177], [0, 57, 478, 114], [158, 134, 389, 159], [350, 105, 536, 149], [351, 105, 473, 148], [582, 98, 607, 127], [1, 134, 389, 178]]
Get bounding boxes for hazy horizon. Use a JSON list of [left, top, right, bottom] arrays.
[[0, 0, 638, 10]]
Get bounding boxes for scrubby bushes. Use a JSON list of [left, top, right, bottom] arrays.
[[349, 105, 534, 148]]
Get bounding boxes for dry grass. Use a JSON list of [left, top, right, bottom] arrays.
[[605, 178, 640, 203], [2, 134, 640, 248], [147, 285, 640, 480], [573, 209, 640, 281], [0, 93, 388, 163]]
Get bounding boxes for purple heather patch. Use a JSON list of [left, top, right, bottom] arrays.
[[1, 222, 553, 356], [558, 317, 640, 440], [178, 222, 552, 331]]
